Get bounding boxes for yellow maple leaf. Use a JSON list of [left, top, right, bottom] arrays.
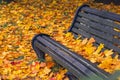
[[104, 49, 113, 57], [93, 43, 104, 55], [81, 38, 88, 45]]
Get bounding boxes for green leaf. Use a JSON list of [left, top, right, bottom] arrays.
[[51, 63, 61, 72], [0, 0, 2, 4], [2, 23, 8, 28], [36, 58, 45, 62], [14, 56, 24, 60]]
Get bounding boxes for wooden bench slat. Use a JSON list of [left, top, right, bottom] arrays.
[[74, 22, 113, 42], [76, 17, 120, 37], [81, 7, 120, 22], [78, 12, 120, 30], [72, 27, 91, 38], [74, 21, 120, 46], [71, 28, 105, 48]]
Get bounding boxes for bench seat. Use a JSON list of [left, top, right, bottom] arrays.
[[32, 5, 120, 80]]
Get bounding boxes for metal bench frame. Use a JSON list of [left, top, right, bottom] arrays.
[[32, 5, 120, 80]]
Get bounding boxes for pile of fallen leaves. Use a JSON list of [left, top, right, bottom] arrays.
[[0, 0, 86, 79], [0, 0, 120, 79], [53, 32, 120, 73]]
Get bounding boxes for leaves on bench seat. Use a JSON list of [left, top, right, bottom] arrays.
[[53, 32, 120, 73]]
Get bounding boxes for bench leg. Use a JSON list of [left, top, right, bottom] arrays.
[[33, 45, 45, 60]]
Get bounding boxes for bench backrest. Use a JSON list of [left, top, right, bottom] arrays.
[[69, 5, 120, 55]]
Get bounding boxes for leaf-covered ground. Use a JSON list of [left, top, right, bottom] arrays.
[[0, 0, 120, 79]]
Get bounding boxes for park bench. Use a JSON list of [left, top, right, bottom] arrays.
[[32, 5, 120, 80]]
